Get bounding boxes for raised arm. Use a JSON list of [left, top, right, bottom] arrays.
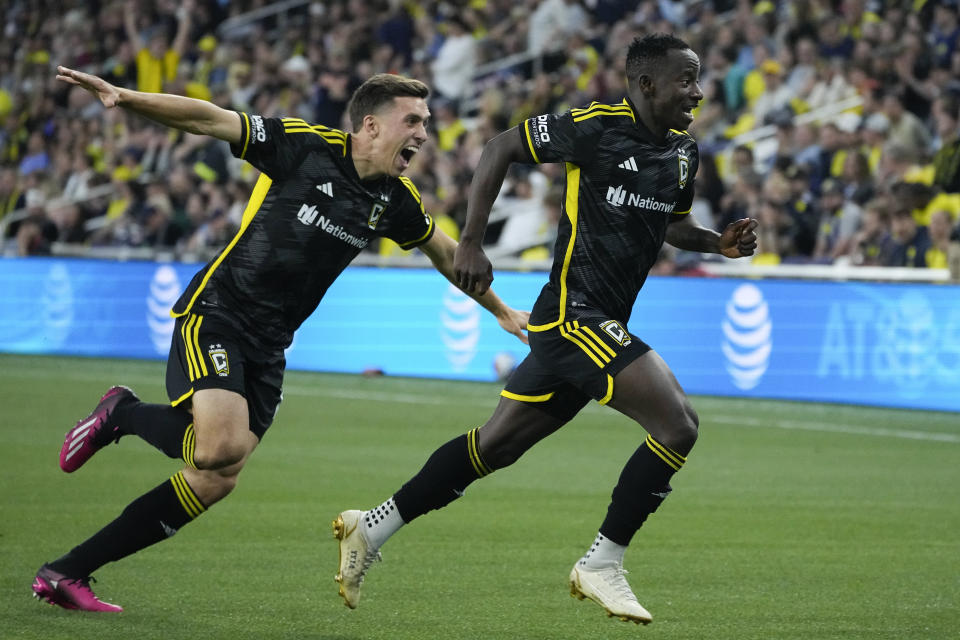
[[56, 66, 242, 145], [123, 0, 144, 52], [666, 214, 758, 258], [453, 128, 531, 294], [422, 227, 530, 344], [170, 0, 195, 58]]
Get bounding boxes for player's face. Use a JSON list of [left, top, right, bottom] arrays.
[[372, 96, 430, 177], [650, 48, 703, 132]]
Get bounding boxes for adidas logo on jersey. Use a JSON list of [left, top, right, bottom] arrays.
[[617, 156, 638, 171], [316, 182, 333, 197]]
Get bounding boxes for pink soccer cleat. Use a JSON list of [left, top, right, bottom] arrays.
[[59, 386, 137, 472], [32, 565, 123, 612]]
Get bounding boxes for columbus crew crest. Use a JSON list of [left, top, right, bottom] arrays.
[[208, 344, 229, 376], [368, 202, 386, 229], [678, 148, 689, 189]]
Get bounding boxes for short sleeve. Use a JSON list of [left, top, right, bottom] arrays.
[[384, 176, 435, 250], [674, 141, 699, 216], [518, 110, 602, 166], [230, 114, 348, 178]]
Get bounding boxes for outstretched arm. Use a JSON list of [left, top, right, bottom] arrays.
[[453, 128, 531, 294], [56, 66, 242, 145], [666, 215, 758, 258], [422, 228, 530, 344]]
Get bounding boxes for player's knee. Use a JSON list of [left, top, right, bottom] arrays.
[[656, 402, 699, 454], [193, 438, 247, 470], [673, 403, 700, 452], [480, 441, 524, 470]]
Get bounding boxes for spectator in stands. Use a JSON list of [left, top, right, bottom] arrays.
[[430, 16, 477, 104], [882, 86, 932, 161], [15, 190, 58, 255], [813, 178, 862, 263], [849, 198, 894, 266], [932, 93, 960, 193], [926, 208, 954, 269], [753, 60, 793, 126], [0, 167, 25, 223], [887, 207, 932, 267], [123, 0, 194, 94], [840, 150, 875, 205]]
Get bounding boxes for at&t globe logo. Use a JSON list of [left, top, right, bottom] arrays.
[[147, 266, 181, 354], [722, 283, 772, 390], [440, 284, 480, 372]]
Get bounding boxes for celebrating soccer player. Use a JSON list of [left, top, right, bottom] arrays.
[[33, 67, 529, 612], [334, 33, 758, 624]]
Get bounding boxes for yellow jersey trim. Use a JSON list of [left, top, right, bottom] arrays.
[[523, 119, 541, 164], [239, 112, 251, 159], [500, 389, 555, 402], [527, 163, 580, 332], [171, 174, 272, 318], [170, 388, 194, 407], [598, 375, 614, 405]]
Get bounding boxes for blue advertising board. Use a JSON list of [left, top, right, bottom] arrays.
[[1, 257, 958, 412]]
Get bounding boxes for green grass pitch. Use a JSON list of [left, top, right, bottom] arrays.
[[1, 353, 957, 640]]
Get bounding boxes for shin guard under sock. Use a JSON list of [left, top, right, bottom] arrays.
[[48, 471, 207, 577], [393, 428, 492, 523], [599, 434, 685, 546]]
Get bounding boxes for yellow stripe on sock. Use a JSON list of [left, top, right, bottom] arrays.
[[182, 424, 197, 469], [645, 435, 686, 471], [467, 428, 492, 477], [170, 471, 206, 519]]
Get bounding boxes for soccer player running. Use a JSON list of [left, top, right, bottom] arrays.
[[33, 67, 529, 612], [334, 33, 758, 624]]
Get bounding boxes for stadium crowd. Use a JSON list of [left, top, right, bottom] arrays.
[[1, 0, 959, 271]]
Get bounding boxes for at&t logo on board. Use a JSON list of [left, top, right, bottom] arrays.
[[722, 283, 772, 390], [147, 266, 181, 355], [440, 284, 480, 372]]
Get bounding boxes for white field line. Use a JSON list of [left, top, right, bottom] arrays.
[[2, 366, 956, 444], [281, 385, 960, 444]]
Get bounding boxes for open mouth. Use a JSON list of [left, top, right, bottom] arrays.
[[399, 145, 418, 163]]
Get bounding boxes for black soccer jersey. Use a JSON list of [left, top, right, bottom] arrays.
[[171, 114, 435, 348], [519, 98, 699, 328]]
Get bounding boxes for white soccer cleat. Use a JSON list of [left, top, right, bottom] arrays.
[[569, 562, 653, 625], [332, 510, 381, 609]]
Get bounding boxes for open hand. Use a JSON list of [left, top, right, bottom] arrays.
[[56, 66, 121, 108]]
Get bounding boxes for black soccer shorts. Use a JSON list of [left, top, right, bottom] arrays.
[[166, 309, 284, 439], [502, 317, 651, 422]]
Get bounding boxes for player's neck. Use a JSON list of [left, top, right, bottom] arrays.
[[350, 135, 386, 181]]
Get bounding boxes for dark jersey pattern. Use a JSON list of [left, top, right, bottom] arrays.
[[519, 98, 699, 329], [172, 113, 435, 348]]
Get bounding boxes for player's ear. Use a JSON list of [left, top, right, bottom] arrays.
[[362, 114, 379, 138], [637, 73, 655, 97]]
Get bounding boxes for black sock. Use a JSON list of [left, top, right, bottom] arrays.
[[599, 434, 687, 546], [393, 428, 491, 522], [48, 471, 207, 578], [112, 401, 195, 466]]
